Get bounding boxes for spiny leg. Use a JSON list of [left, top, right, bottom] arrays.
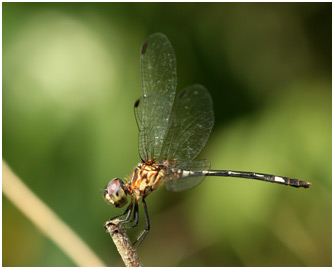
[[111, 202, 132, 221], [104, 198, 134, 230], [123, 201, 140, 229], [119, 198, 135, 223], [133, 197, 150, 250]]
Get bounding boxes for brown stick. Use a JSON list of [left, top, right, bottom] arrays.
[[105, 220, 142, 267]]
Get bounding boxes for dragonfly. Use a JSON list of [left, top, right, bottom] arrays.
[[104, 33, 311, 249]]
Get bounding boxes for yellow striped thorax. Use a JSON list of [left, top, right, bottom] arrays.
[[129, 162, 167, 199]]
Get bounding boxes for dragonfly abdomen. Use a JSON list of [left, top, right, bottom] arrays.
[[169, 168, 310, 188], [204, 170, 311, 188]]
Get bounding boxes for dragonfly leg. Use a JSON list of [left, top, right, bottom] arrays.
[[132, 197, 150, 249], [109, 201, 133, 221], [104, 199, 134, 232], [122, 201, 139, 229]]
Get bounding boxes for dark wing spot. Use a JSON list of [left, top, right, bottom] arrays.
[[134, 98, 140, 108], [178, 89, 187, 99], [141, 41, 148, 55]]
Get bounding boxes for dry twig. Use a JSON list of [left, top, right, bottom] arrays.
[[105, 220, 142, 267]]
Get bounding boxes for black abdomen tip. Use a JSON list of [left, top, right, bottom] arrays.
[[304, 182, 311, 188]]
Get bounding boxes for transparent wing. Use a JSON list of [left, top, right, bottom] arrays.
[[165, 159, 211, 192], [136, 33, 177, 162], [141, 33, 177, 103], [160, 84, 214, 163], [135, 94, 172, 161]]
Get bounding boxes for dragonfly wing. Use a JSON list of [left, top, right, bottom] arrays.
[[136, 33, 177, 162], [135, 94, 173, 162], [165, 159, 211, 192], [160, 85, 214, 162]]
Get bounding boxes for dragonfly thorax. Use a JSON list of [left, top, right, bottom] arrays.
[[129, 162, 167, 199]]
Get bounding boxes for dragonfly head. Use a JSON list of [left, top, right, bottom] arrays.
[[104, 178, 128, 208]]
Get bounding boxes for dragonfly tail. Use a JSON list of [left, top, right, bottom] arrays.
[[204, 170, 311, 188]]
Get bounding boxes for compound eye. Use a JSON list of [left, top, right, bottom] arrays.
[[107, 178, 121, 195], [104, 178, 128, 208]]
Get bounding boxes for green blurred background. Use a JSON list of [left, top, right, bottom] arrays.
[[3, 2, 331, 266]]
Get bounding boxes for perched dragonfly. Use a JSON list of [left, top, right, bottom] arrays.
[[104, 33, 311, 248]]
